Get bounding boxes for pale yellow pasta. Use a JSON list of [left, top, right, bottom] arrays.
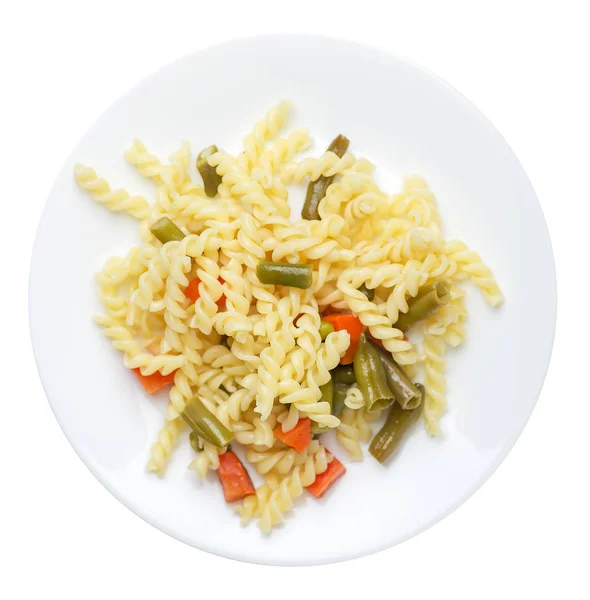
[[279, 151, 357, 184], [343, 385, 365, 410], [336, 406, 375, 461], [238, 440, 332, 531], [124, 139, 171, 186], [74, 164, 150, 219], [252, 129, 313, 190], [239, 100, 293, 171], [188, 443, 226, 479], [245, 441, 311, 476], [443, 240, 504, 307], [232, 416, 275, 448], [423, 331, 447, 436], [77, 100, 503, 531], [147, 418, 185, 475], [95, 314, 185, 375]]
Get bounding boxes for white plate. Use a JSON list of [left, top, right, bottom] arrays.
[[29, 35, 556, 565]]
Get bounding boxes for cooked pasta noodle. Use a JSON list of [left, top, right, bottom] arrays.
[[75, 100, 502, 532], [336, 406, 376, 461]]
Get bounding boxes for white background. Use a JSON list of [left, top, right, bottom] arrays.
[[2, 0, 588, 598]]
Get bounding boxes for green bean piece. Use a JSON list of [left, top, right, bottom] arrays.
[[150, 217, 186, 244], [256, 261, 312, 289], [302, 134, 350, 220], [395, 280, 452, 332], [181, 396, 233, 448], [189, 430, 201, 452], [373, 343, 422, 410], [358, 283, 375, 301], [319, 320, 335, 340], [369, 384, 423, 463], [196, 145, 222, 198], [332, 383, 349, 419], [332, 365, 356, 385], [311, 377, 335, 434], [353, 334, 395, 412]]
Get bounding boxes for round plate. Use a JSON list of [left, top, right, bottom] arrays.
[[29, 35, 556, 565]]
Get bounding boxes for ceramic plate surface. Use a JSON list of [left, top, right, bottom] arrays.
[[29, 35, 556, 565]]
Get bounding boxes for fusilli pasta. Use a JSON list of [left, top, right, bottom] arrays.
[[75, 100, 503, 532]]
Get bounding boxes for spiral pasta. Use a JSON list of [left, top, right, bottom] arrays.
[[76, 100, 502, 531], [238, 440, 332, 531], [336, 406, 375, 461], [240, 100, 293, 171], [74, 164, 150, 219], [423, 331, 447, 436]]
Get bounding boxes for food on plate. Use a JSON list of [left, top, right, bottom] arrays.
[[74, 101, 503, 532]]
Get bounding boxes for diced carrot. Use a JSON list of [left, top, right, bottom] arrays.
[[133, 368, 176, 395], [184, 277, 226, 307], [321, 313, 364, 364], [217, 451, 256, 503], [306, 452, 346, 498], [184, 278, 201, 303], [274, 418, 311, 453]]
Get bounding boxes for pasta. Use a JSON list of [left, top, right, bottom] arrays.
[[73, 165, 150, 219], [336, 406, 374, 461], [75, 100, 502, 532]]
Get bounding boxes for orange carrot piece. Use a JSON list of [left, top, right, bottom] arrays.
[[217, 450, 255, 503], [184, 277, 226, 307], [274, 418, 311, 453], [184, 278, 201, 303], [133, 368, 176, 395], [321, 313, 364, 364], [306, 452, 346, 498]]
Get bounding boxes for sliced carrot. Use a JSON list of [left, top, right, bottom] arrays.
[[184, 278, 201, 303], [133, 368, 176, 395], [321, 313, 364, 364], [274, 418, 311, 454], [306, 452, 346, 498], [184, 277, 226, 307], [217, 450, 256, 503]]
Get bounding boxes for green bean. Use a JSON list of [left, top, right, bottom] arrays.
[[358, 283, 375, 301], [353, 334, 395, 412], [319, 320, 335, 340], [312, 377, 335, 434], [150, 217, 186, 244], [256, 261, 312, 289], [331, 365, 356, 385], [369, 384, 423, 463], [181, 396, 233, 448], [395, 280, 452, 331], [373, 343, 422, 409], [197, 145, 222, 198], [302, 134, 350, 220], [332, 383, 349, 418]]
